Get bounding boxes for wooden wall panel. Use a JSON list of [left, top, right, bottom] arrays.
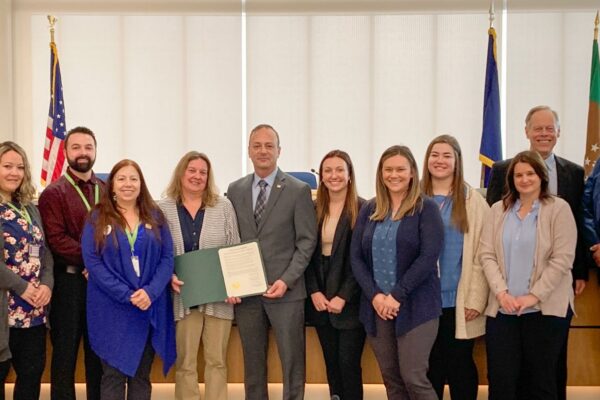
[[6, 271, 600, 385]]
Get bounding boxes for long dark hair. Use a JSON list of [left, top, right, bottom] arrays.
[[421, 135, 469, 233], [91, 159, 164, 248], [315, 150, 359, 228], [502, 150, 552, 210]]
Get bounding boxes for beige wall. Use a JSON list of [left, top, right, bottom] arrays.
[[0, 0, 13, 140]]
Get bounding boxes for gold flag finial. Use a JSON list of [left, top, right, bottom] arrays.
[[489, 0, 495, 29], [48, 15, 57, 43], [595, 11, 599, 41]]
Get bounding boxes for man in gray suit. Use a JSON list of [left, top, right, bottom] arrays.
[[227, 124, 317, 400]]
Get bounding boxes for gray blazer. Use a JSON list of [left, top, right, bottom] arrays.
[[0, 204, 54, 362], [227, 168, 317, 302]]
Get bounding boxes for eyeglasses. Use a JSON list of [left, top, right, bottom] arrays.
[[531, 125, 556, 134]]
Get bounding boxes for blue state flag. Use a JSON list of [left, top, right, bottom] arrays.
[[479, 27, 502, 188]]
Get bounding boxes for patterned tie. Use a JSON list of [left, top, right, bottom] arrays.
[[254, 180, 268, 225]]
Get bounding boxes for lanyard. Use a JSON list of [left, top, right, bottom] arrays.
[[64, 174, 100, 212], [5, 202, 33, 227], [5, 202, 35, 238], [6, 202, 32, 226], [125, 224, 139, 255]]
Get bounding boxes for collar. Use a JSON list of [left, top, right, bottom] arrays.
[[66, 168, 99, 185], [544, 153, 556, 171], [253, 168, 278, 188], [512, 198, 540, 213]]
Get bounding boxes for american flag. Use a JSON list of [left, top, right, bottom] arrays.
[[41, 42, 67, 186]]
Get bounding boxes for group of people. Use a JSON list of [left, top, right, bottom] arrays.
[[0, 104, 596, 400]]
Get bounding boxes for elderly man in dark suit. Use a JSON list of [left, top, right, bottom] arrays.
[[486, 105, 589, 400], [227, 124, 317, 400]]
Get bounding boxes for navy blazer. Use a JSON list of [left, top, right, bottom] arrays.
[[486, 156, 589, 280], [350, 197, 443, 337], [305, 198, 365, 330]]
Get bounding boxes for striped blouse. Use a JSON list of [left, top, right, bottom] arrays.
[[159, 196, 241, 321]]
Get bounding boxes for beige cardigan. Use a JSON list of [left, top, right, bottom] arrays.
[[453, 187, 490, 339], [479, 196, 576, 318]]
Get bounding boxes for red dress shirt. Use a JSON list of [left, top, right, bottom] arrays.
[[38, 168, 106, 271]]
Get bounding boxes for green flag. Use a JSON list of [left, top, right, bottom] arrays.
[[585, 31, 600, 178]]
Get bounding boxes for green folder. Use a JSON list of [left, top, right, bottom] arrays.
[[174, 240, 267, 308]]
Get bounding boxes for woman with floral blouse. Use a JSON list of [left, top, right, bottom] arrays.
[[0, 141, 54, 400]]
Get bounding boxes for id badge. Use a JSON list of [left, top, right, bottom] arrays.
[[131, 255, 141, 277], [29, 244, 41, 258]]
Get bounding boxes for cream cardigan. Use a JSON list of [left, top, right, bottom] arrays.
[[479, 196, 576, 318], [453, 187, 490, 339], [159, 196, 241, 321]]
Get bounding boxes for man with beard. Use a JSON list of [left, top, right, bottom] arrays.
[[39, 127, 104, 400]]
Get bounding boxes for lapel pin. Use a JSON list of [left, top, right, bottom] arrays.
[[276, 184, 282, 188]]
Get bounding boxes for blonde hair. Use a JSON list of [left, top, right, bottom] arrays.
[[0, 141, 36, 205], [164, 151, 218, 207], [371, 145, 422, 221]]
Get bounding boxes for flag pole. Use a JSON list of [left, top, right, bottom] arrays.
[[48, 15, 57, 44], [481, 0, 497, 188], [595, 11, 598, 41]]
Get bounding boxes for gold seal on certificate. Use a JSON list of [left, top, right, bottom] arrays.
[[219, 241, 268, 298], [174, 240, 268, 308]]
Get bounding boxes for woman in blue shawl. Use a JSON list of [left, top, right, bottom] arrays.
[[82, 159, 176, 400]]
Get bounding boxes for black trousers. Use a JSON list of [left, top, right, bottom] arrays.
[[555, 312, 572, 400], [50, 272, 102, 400], [516, 310, 572, 400], [100, 341, 155, 400], [486, 312, 570, 400], [0, 325, 46, 400], [315, 321, 366, 400], [427, 307, 478, 400], [0, 359, 9, 400]]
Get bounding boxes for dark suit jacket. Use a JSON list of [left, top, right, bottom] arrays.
[[227, 168, 317, 302], [486, 156, 589, 280], [305, 199, 365, 330]]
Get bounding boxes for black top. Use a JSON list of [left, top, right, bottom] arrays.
[[176, 203, 205, 253]]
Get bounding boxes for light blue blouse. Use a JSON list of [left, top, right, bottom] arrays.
[[502, 199, 539, 315], [433, 195, 464, 308]]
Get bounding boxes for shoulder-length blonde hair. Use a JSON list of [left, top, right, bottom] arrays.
[[0, 141, 36, 205], [164, 151, 218, 207], [315, 150, 359, 228], [421, 134, 469, 233], [371, 145, 422, 221]]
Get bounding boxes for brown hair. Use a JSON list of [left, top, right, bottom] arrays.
[[315, 150, 359, 228], [502, 150, 552, 210], [65, 126, 97, 148], [249, 124, 280, 148], [0, 141, 36, 205], [371, 145, 422, 221], [164, 151, 218, 207], [421, 135, 468, 233], [91, 159, 164, 248]]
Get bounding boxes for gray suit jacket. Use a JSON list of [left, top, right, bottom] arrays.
[[227, 168, 317, 302]]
